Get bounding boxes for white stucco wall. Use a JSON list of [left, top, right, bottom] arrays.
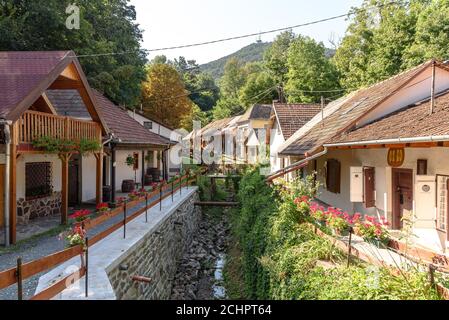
[[270, 121, 285, 173], [307, 147, 449, 230], [16, 154, 62, 200], [81, 155, 97, 202], [114, 150, 145, 192], [128, 111, 182, 175]]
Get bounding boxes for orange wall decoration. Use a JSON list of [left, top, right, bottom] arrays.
[[387, 148, 405, 167]]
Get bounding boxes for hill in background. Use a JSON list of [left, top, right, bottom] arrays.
[[200, 41, 335, 81], [200, 42, 271, 80]]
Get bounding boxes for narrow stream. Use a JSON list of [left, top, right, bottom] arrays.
[[212, 253, 227, 299]]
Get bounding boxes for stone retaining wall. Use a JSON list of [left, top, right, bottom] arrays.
[[107, 192, 201, 300], [16, 192, 62, 225]]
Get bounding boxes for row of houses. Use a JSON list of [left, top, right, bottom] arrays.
[[0, 51, 181, 246], [191, 59, 449, 254]]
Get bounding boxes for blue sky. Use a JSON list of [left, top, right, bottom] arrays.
[[130, 0, 363, 64]]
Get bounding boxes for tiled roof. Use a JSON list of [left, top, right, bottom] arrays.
[[202, 117, 233, 136], [46, 90, 92, 119], [332, 90, 449, 143], [238, 104, 272, 122], [280, 60, 440, 156], [0, 51, 70, 119], [273, 103, 322, 140], [93, 90, 171, 147]]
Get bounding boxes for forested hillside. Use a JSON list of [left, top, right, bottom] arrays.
[[200, 42, 271, 80]]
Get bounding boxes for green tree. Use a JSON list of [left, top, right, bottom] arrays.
[[212, 97, 243, 120], [219, 57, 247, 98], [264, 30, 295, 97], [365, 0, 419, 82], [174, 56, 220, 112], [285, 36, 340, 103], [0, 0, 146, 107], [239, 71, 277, 107], [404, 0, 449, 67], [333, 1, 376, 90]]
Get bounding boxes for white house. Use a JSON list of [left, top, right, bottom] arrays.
[[0, 51, 108, 245], [278, 60, 449, 253], [128, 110, 183, 177], [270, 103, 321, 175]]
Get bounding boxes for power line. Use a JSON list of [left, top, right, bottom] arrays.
[[0, 1, 402, 61], [68, 0, 401, 59]]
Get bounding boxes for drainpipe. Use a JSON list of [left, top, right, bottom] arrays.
[[1, 120, 12, 247], [266, 147, 328, 183]]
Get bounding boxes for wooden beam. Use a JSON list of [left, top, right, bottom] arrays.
[[48, 79, 83, 90], [95, 151, 103, 205], [60, 153, 71, 225], [9, 126, 17, 245]]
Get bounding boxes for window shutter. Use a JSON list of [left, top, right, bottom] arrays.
[[364, 167, 375, 208], [326, 159, 341, 194]]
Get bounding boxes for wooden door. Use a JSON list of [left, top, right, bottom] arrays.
[[68, 160, 79, 206], [392, 169, 413, 230], [0, 165, 4, 227], [364, 167, 375, 208]]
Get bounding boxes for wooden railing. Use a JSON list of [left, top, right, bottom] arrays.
[[0, 175, 196, 300], [16, 110, 102, 145]]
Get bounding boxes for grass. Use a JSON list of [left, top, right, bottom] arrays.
[[223, 231, 247, 299]]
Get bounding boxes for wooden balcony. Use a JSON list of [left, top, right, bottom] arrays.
[[14, 110, 102, 146]]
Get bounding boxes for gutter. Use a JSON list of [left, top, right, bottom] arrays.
[[323, 135, 449, 148], [1, 119, 12, 246], [266, 147, 328, 183]]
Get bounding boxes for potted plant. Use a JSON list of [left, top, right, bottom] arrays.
[[116, 197, 127, 205], [69, 209, 92, 228], [309, 203, 327, 227], [128, 191, 140, 202], [326, 210, 351, 236], [64, 226, 87, 266], [96, 202, 110, 215], [353, 215, 390, 247], [125, 155, 136, 167]]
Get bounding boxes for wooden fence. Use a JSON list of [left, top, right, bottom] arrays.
[[0, 175, 195, 300]]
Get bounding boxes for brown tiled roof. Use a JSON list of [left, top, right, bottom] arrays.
[[202, 117, 233, 136], [273, 103, 322, 140], [93, 90, 170, 147], [0, 51, 70, 119], [46, 90, 92, 119], [238, 104, 272, 122], [280, 60, 441, 156], [332, 90, 449, 143]]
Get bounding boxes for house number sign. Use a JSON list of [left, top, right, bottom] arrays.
[[387, 148, 405, 167]]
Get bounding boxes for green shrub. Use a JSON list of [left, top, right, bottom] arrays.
[[231, 168, 441, 300]]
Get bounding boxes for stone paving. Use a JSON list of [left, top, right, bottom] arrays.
[[0, 186, 187, 300]]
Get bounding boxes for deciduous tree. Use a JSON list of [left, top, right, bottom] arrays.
[[141, 63, 194, 129]]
